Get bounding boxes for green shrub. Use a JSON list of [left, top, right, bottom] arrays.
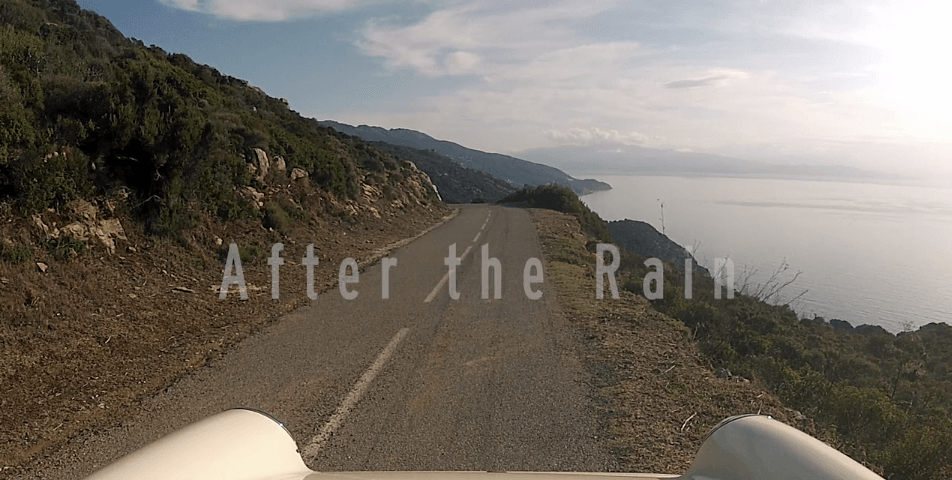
[[500, 185, 612, 242], [10, 148, 91, 213], [48, 235, 86, 261], [262, 202, 291, 233], [0, 243, 32, 263], [239, 243, 264, 264]]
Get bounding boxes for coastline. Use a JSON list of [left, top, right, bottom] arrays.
[[579, 174, 952, 334]]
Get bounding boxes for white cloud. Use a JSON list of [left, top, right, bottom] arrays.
[[444, 51, 480, 74], [357, 0, 617, 76], [544, 127, 649, 146], [158, 0, 377, 21]]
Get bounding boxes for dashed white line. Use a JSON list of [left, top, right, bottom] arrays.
[[472, 232, 481, 243], [423, 245, 473, 303], [302, 327, 410, 460]]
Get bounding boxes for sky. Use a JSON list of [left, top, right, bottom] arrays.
[[77, 0, 952, 180]]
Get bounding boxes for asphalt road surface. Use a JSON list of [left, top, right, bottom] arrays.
[[22, 205, 613, 479]]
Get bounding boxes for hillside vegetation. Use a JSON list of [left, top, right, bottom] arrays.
[[0, 0, 439, 236], [509, 185, 952, 480]]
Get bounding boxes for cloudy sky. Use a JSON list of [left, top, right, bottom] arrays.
[[81, 1, 952, 179]]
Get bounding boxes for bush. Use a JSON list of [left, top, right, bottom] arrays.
[[48, 235, 86, 261], [10, 148, 91, 213], [0, 243, 32, 263], [262, 202, 292, 233], [500, 185, 612, 241]]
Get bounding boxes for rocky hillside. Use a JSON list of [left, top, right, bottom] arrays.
[[367, 142, 516, 203], [320, 120, 612, 195], [0, 0, 441, 236]]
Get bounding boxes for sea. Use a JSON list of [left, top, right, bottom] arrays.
[[578, 175, 952, 333]]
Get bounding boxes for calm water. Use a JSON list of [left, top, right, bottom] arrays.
[[580, 175, 952, 333]]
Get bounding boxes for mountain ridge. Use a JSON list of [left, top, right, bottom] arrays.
[[319, 121, 612, 195], [516, 143, 888, 181]]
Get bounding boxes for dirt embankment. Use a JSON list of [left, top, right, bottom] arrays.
[[529, 208, 818, 474], [0, 190, 450, 475]]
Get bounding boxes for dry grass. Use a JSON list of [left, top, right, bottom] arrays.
[[529, 208, 810, 475]]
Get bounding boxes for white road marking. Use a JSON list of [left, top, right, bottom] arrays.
[[480, 214, 490, 230], [423, 245, 473, 303], [472, 232, 481, 243], [302, 328, 410, 460]]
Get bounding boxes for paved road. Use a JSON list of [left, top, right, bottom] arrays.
[[23, 205, 612, 479]]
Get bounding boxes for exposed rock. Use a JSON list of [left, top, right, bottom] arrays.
[[32, 204, 127, 254], [272, 155, 286, 173], [32, 214, 56, 238], [36, 262, 49, 273], [239, 186, 265, 209], [96, 219, 128, 254], [361, 183, 382, 200], [72, 200, 97, 221], [715, 367, 731, 379], [290, 168, 308, 182], [60, 222, 87, 239], [249, 148, 269, 180], [57, 218, 127, 254]]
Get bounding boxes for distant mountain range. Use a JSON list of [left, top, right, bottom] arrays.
[[516, 144, 887, 181], [320, 121, 611, 195]]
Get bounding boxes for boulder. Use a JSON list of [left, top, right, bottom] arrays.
[[58, 218, 127, 254], [72, 199, 97, 220], [32, 214, 57, 239], [290, 168, 308, 182], [96, 219, 128, 254], [250, 148, 269, 180], [273, 155, 286, 173], [239, 186, 265, 209], [31, 203, 127, 254]]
